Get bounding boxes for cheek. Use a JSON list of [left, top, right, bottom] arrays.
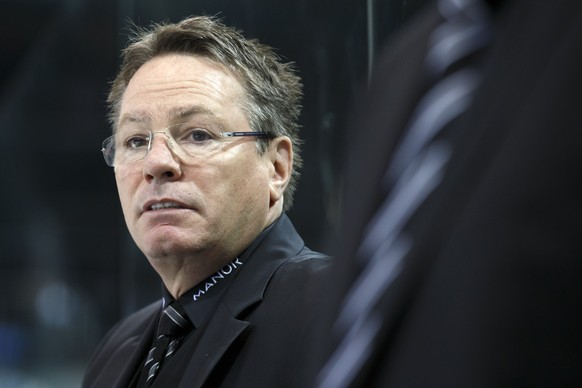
[[201, 163, 267, 216], [231, 163, 271, 205], [207, 149, 264, 188], [114, 171, 138, 218]]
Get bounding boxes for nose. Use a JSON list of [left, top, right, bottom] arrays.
[[142, 133, 182, 182]]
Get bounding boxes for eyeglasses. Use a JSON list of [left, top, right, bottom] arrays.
[[101, 124, 268, 167]]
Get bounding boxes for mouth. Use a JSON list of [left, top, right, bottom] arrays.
[[144, 200, 188, 212]]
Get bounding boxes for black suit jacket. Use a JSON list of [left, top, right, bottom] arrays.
[[83, 214, 329, 388], [316, 0, 582, 387]]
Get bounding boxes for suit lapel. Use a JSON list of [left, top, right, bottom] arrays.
[[111, 329, 154, 388], [87, 303, 159, 388], [177, 304, 250, 388]]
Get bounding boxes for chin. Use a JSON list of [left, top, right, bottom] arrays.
[[144, 243, 193, 260], [140, 230, 197, 257]]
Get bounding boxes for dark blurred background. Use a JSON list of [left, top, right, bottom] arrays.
[[0, 0, 427, 385]]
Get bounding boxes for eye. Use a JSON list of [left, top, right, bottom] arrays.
[[125, 135, 149, 149], [185, 128, 215, 143]]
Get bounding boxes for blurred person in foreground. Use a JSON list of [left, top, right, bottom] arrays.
[[83, 15, 329, 388], [311, 0, 582, 387]]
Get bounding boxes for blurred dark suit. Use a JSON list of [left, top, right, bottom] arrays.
[[315, 0, 582, 386]]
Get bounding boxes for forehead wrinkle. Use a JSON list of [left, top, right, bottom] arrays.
[[118, 105, 217, 128], [169, 105, 217, 121]]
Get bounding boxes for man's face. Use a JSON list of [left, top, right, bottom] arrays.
[[114, 53, 284, 271]]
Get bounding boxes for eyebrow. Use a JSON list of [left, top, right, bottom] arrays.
[[118, 112, 152, 128]]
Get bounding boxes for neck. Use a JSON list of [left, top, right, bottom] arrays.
[[152, 209, 282, 299]]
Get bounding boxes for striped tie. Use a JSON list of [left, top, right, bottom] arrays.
[[317, 1, 492, 387], [142, 301, 193, 386]]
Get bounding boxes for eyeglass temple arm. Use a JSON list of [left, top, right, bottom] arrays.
[[220, 131, 268, 138]]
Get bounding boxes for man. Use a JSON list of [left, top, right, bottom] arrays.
[[313, 0, 582, 387], [83, 16, 329, 388]]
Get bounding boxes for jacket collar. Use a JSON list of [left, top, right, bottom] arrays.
[[177, 213, 305, 387]]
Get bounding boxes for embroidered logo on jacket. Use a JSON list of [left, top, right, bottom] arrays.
[[192, 258, 243, 301]]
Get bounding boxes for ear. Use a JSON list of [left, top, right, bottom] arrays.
[[267, 136, 293, 206]]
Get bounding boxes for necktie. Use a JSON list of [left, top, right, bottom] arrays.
[[141, 301, 194, 386], [317, 1, 492, 387]]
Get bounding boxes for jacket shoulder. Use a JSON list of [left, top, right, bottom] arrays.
[[275, 248, 331, 280]]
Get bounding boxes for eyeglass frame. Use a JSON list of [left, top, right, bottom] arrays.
[[101, 127, 269, 167]]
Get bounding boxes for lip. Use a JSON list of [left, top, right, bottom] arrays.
[[142, 198, 191, 213]]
